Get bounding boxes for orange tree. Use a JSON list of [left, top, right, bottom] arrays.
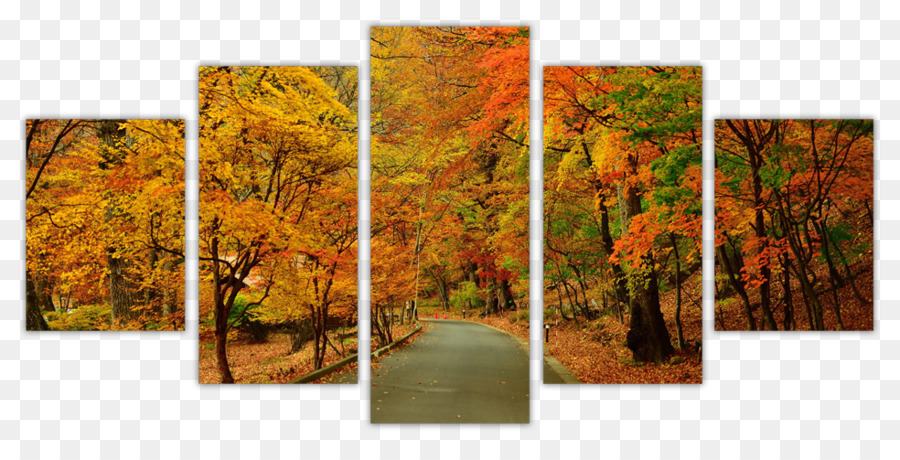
[[543, 67, 703, 362], [715, 119, 873, 330], [26, 119, 185, 330]]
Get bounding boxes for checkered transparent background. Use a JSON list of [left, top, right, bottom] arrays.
[[2, 1, 898, 459]]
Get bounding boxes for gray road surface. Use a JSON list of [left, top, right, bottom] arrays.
[[371, 319, 531, 423]]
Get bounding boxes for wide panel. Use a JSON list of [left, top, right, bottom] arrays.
[[198, 66, 359, 384], [25, 119, 186, 331], [368, 26, 531, 422], [714, 119, 874, 331], [542, 66, 703, 384]]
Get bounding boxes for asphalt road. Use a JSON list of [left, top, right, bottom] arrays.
[[371, 319, 531, 423]]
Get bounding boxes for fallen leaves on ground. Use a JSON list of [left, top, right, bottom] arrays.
[[199, 330, 356, 384]]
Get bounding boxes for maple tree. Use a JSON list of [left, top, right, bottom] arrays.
[[26, 119, 186, 331], [715, 119, 874, 331], [370, 26, 530, 347], [198, 66, 358, 383], [543, 66, 703, 376]]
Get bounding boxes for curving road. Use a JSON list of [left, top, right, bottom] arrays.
[[371, 319, 531, 423]]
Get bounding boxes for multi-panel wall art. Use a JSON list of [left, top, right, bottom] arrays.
[[542, 66, 703, 384], [714, 119, 874, 331], [26, 119, 185, 331], [198, 66, 359, 384], [368, 26, 531, 422], [21, 29, 877, 427]]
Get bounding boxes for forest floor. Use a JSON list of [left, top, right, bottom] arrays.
[[198, 328, 358, 384], [542, 274, 703, 384], [715, 260, 874, 331]]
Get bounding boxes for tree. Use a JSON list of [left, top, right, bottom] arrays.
[[199, 66, 358, 383], [26, 119, 185, 331], [543, 66, 703, 363], [715, 119, 873, 330]]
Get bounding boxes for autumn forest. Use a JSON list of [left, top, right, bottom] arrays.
[[198, 66, 358, 383], [370, 27, 531, 347], [26, 119, 186, 331], [715, 119, 874, 331], [543, 67, 703, 384]]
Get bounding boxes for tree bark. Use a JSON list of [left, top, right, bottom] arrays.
[[214, 300, 234, 383], [781, 255, 794, 331], [26, 274, 50, 331], [717, 244, 757, 330], [670, 233, 685, 350], [99, 120, 141, 324], [625, 265, 674, 363], [108, 250, 141, 323], [620, 168, 673, 363]]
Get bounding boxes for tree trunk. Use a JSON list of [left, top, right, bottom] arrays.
[[26, 274, 50, 331], [621, 174, 673, 363], [670, 233, 685, 350], [781, 256, 793, 331], [625, 265, 674, 363], [162, 260, 175, 315], [597, 195, 630, 307], [34, 274, 56, 312], [99, 120, 141, 324], [793, 260, 825, 330], [214, 313, 234, 383], [716, 244, 757, 330], [108, 251, 141, 323], [813, 220, 845, 330], [499, 278, 516, 311], [749, 147, 777, 331]]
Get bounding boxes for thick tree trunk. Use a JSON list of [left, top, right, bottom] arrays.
[[99, 120, 141, 324], [34, 275, 56, 312], [108, 251, 141, 323], [26, 274, 50, 331], [499, 278, 516, 311], [625, 266, 674, 363], [484, 285, 498, 316], [621, 174, 673, 363]]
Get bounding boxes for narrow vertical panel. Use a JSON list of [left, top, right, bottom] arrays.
[[714, 119, 874, 331], [369, 26, 530, 422], [198, 66, 359, 384], [25, 119, 186, 331], [542, 66, 703, 384]]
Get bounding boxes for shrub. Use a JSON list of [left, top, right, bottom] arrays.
[[450, 281, 480, 310], [46, 304, 112, 330], [507, 308, 529, 323]]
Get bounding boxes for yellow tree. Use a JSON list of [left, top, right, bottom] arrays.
[[199, 66, 357, 383], [26, 119, 185, 331]]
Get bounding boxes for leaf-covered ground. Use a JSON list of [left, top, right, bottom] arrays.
[[198, 329, 357, 384], [543, 275, 702, 384], [715, 259, 873, 331]]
